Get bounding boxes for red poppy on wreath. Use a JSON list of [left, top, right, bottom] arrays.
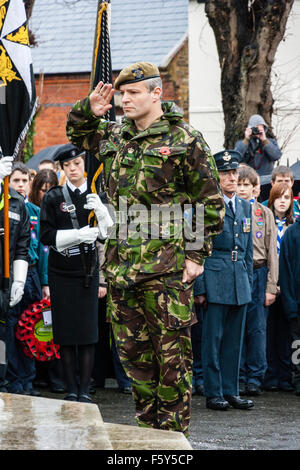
[[159, 147, 171, 156], [16, 299, 60, 361]]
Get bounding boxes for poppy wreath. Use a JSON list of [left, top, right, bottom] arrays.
[[15, 299, 60, 361]]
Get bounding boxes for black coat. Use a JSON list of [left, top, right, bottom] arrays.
[[0, 188, 30, 317], [279, 218, 300, 321], [40, 184, 99, 345]]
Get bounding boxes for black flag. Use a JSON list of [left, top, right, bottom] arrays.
[[0, 0, 37, 379]]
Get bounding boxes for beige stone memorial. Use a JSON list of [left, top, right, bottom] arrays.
[[0, 392, 192, 450]]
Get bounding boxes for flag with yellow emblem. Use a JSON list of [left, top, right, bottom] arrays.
[[0, 0, 36, 380], [0, 0, 37, 158]]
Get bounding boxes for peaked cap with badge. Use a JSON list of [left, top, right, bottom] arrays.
[[114, 62, 160, 90], [54, 143, 85, 165], [213, 149, 242, 172]]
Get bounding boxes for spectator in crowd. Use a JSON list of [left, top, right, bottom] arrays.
[[234, 114, 281, 176], [38, 159, 66, 186], [279, 207, 300, 396], [263, 182, 294, 392], [28, 169, 66, 393], [262, 165, 300, 219], [236, 165, 278, 396], [29, 169, 58, 208], [38, 159, 56, 172], [6, 163, 48, 396]]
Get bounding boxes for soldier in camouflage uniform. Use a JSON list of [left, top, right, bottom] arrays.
[[66, 62, 224, 435]]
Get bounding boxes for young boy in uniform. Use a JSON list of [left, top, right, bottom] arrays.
[[237, 165, 278, 395], [6, 163, 49, 395]]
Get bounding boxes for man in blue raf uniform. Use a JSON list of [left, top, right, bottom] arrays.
[[196, 150, 254, 410]]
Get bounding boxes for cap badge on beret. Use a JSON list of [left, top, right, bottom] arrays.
[[132, 67, 144, 80]]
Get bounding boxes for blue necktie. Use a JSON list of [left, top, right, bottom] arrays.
[[228, 200, 235, 217]]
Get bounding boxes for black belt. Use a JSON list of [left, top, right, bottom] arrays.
[[212, 250, 242, 262], [253, 262, 267, 270], [28, 263, 37, 270]]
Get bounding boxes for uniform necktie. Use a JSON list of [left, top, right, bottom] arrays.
[[275, 216, 286, 255], [74, 188, 81, 199], [228, 200, 235, 217]]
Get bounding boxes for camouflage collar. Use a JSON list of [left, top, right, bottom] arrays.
[[120, 101, 183, 139]]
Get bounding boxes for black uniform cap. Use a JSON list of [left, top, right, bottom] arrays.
[[54, 144, 85, 165], [213, 149, 242, 172]]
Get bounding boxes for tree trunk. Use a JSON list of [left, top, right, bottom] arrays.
[[205, 0, 294, 148]]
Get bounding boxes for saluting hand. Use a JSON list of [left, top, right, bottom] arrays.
[[89, 81, 115, 117]]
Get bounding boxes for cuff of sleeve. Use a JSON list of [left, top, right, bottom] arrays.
[[266, 283, 278, 295], [287, 312, 298, 321], [185, 252, 205, 266], [83, 96, 97, 119]]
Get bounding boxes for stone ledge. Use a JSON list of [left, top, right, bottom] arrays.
[[105, 422, 192, 450], [0, 392, 192, 450]]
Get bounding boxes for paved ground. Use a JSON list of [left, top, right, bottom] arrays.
[[40, 379, 300, 451]]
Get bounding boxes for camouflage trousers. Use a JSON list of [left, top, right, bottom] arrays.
[[107, 276, 195, 436]]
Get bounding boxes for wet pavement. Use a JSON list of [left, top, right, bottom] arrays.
[[40, 379, 300, 451]]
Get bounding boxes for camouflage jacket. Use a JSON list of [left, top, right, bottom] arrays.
[[67, 99, 225, 288]]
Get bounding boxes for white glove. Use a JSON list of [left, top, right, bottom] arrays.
[[84, 193, 113, 239], [0, 156, 13, 182], [78, 225, 99, 244], [56, 226, 99, 252], [9, 259, 28, 307]]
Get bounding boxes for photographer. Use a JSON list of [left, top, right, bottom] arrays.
[[234, 114, 282, 176]]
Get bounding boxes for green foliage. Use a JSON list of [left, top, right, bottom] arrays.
[[23, 117, 36, 163]]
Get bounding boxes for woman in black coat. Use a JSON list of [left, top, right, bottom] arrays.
[[40, 144, 112, 402]]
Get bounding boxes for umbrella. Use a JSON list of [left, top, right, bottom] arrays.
[[290, 162, 300, 197], [25, 144, 67, 171], [290, 161, 300, 180], [258, 174, 272, 203], [259, 162, 300, 203]]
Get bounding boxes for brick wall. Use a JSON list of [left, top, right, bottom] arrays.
[[33, 40, 189, 153], [161, 37, 189, 122], [34, 74, 91, 153]]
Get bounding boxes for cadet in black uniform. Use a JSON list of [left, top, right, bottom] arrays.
[[0, 156, 30, 390], [40, 144, 112, 402]]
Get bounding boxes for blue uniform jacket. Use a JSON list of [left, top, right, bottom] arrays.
[[279, 217, 300, 320], [195, 196, 253, 306], [25, 201, 49, 286]]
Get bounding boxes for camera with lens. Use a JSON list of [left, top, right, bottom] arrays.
[[251, 126, 260, 136]]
